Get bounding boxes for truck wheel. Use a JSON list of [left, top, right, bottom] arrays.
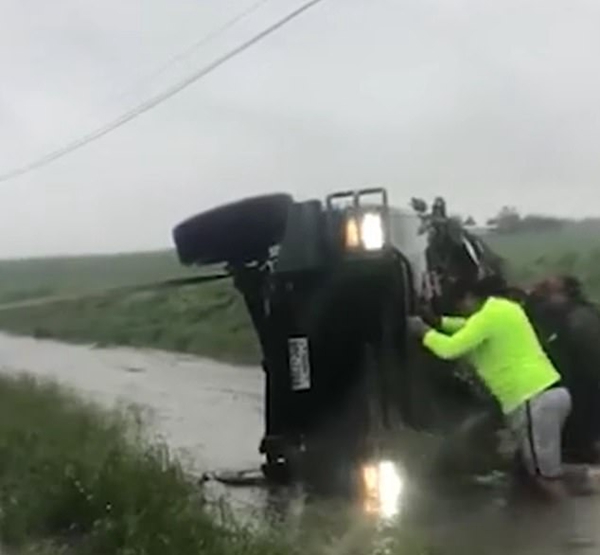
[[173, 193, 293, 265]]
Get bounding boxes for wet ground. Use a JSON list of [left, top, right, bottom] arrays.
[[0, 332, 598, 554]]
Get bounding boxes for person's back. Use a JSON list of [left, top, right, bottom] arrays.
[[562, 301, 600, 462], [565, 302, 600, 380], [523, 286, 570, 372], [537, 276, 600, 463]]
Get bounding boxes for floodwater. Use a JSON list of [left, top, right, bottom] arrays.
[[0, 332, 598, 554]]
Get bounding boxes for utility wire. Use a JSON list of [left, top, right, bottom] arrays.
[[102, 0, 273, 108], [0, 0, 326, 183]]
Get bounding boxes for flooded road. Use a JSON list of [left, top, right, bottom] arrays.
[[0, 332, 599, 554], [0, 333, 264, 476]]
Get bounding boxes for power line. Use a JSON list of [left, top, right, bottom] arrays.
[[0, 0, 326, 184], [102, 0, 273, 108]]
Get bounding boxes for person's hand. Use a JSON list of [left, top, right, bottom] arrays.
[[407, 316, 430, 338], [418, 302, 440, 328]]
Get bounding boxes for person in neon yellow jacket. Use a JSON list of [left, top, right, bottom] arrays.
[[409, 276, 571, 498]]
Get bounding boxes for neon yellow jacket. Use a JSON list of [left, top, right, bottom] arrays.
[[422, 297, 560, 414]]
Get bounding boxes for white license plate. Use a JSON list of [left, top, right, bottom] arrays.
[[288, 337, 311, 391]]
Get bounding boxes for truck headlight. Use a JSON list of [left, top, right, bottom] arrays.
[[361, 212, 385, 250], [345, 217, 361, 248], [344, 212, 385, 251]]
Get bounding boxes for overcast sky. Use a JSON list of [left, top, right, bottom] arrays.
[[0, 0, 599, 258]]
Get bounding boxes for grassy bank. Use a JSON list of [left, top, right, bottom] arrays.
[[0, 280, 260, 365], [0, 374, 288, 555], [0, 221, 599, 364], [0, 250, 261, 365]]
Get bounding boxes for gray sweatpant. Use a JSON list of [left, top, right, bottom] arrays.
[[506, 387, 572, 479]]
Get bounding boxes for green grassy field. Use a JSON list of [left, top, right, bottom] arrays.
[[0, 280, 260, 365], [0, 250, 193, 303], [0, 220, 598, 365], [486, 220, 600, 297], [0, 251, 260, 364]]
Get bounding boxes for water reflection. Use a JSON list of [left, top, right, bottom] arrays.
[[361, 460, 405, 519], [206, 469, 600, 555]]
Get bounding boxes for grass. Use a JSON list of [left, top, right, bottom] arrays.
[[0, 280, 260, 365], [0, 247, 260, 364], [0, 374, 430, 555], [0, 220, 599, 365], [0, 250, 193, 304], [0, 249, 262, 365], [486, 221, 600, 295]]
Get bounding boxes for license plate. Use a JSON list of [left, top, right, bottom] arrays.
[[288, 337, 311, 391]]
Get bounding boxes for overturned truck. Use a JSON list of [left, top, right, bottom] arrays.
[[173, 189, 504, 496]]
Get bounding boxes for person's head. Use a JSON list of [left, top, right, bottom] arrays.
[[542, 275, 585, 307], [452, 274, 509, 315], [562, 275, 586, 303]]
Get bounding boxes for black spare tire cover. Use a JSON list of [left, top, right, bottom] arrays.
[[173, 193, 293, 265]]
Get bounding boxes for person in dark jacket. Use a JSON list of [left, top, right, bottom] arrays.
[[532, 276, 600, 464]]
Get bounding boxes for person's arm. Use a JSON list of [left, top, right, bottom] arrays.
[[422, 309, 490, 360], [440, 316, 467, 334]]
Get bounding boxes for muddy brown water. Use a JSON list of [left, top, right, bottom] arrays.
[[0, 333, 598, 554]]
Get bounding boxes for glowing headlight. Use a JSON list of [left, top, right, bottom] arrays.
[[361, 460, 404, 519], [345, 217, 361, 248], [361, 212, 384, 250], [344, 212, 385, 251]]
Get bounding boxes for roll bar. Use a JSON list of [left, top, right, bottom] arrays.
[[325, 187, 389, 211]]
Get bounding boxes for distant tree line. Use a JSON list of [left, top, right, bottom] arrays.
[[410, 197, 590, 236], [486, 206, 567, 234]]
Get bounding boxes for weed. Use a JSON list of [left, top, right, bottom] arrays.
[[0, 375, 297, 555]]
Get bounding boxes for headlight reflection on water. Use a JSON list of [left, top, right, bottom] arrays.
[[361, 460, 404, 519]]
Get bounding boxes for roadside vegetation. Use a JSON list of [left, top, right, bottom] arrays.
[[0, 374, 288, 554], [0, 216, 598, 365], [490, 230, 600, 297], [0, 280, 259, 365], [0, 250, 259, 365], [484, 208, 600, 295]]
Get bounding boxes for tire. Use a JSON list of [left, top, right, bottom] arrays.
[[173, 193, 293, 265]]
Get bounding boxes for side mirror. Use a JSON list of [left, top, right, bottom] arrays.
[[410, 198, 428, 214]]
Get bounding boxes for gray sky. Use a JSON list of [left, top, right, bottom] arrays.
[[0, 0, 599, 258]]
